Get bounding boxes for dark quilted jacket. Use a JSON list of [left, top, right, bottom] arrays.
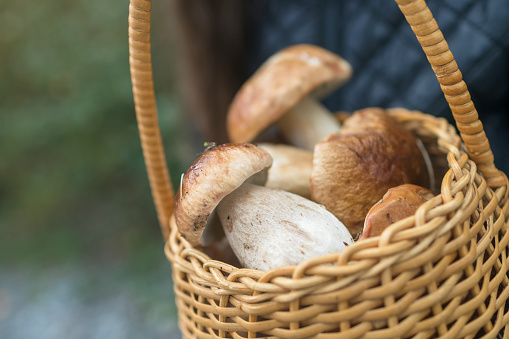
[[244, 0, 509, 175]]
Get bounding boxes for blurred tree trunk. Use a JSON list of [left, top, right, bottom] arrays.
[[171, 0, 247, 144]]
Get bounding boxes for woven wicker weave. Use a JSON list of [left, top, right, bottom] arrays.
[[128, 0, 509, 337]]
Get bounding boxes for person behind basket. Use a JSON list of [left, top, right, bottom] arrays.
[[170, 0, 509, 175]]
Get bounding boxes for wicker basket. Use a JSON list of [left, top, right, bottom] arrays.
[[128, 0, 509, 337]]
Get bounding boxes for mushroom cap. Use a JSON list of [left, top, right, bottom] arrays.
[[174, 143, 273, 247], [310, 108, 427, 236], [360, 184, 434, 240], [227, 44, 352, 143]]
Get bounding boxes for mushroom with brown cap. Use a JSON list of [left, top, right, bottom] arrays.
[[360, 184, 434, 240], [227, 44, 352, 151], [310, 108, 428, 237], [175, 143, 271, 248], [175, 143, 353, 271]]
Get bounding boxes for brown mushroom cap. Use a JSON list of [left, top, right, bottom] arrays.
[[227, 44, 352, 143], [360, 184, 434, 240], [310, 108, 427, 236], [174, 143, 273, 247]]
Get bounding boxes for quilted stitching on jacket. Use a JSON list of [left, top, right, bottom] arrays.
[[245, 0, 509, 173]]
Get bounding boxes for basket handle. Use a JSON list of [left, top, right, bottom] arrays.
[[129, 0, 174, 239], [128, 0, 508, 238], [395, 0, 507, 189]]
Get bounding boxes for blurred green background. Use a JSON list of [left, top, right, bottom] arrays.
[[0, 0, 195, 337]]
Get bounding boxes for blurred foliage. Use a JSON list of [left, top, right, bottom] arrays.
[[0, 0, 195, 334], [0, 0, 194, 264]]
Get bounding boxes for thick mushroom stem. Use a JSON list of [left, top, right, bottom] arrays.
[[216, 183, 353, 271], [277, 97, 342, 151], [258, 143, 313, 199]]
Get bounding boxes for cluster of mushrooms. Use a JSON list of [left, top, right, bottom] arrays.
[[174, 44, 433, 271]]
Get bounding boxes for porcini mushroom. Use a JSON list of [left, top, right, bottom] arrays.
[[227, 44, 352, 151], [360, 184, 434, 239], [175, 143, 271, 248], [310, 108, 428, 237], [258, 143, 313, 199], [175, 143, 353, 271]]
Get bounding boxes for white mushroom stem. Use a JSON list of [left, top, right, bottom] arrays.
[[277, 96, 342, 151], [216, 183, 353, 271], [258, 143, 313, 199]]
